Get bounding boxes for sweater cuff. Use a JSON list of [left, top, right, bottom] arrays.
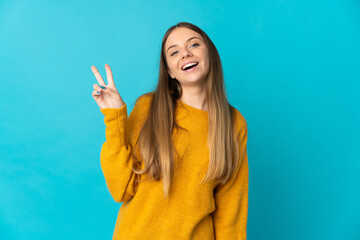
[[100, 104, 128, 147], [100, 104, 127, 121]]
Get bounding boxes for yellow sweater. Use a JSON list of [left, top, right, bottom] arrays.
[[100, 94, 248, 240]]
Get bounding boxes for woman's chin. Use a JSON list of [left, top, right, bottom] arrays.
[[179, 74, 206, 85], [179, 78, 203, 85]]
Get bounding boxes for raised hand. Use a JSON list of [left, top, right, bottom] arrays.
[[91, 63, 125, 109]]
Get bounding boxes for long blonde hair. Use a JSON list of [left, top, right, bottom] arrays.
[[132, 22, 241, 198]]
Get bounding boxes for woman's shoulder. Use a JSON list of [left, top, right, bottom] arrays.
[[128, 92, 155, 131], [129, 92, 155, 118], [134, 91, 155, 107], [131, 91, 154, 108], [231, 105, 247, 132]]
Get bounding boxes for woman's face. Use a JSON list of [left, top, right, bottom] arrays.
[[164, 27, 210, 86]]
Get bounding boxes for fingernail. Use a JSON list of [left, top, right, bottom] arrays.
[[96, 92, 101, 94], [100, 86, 106, 89]]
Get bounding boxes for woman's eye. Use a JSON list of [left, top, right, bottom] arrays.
[[170, 43, 199, 56]]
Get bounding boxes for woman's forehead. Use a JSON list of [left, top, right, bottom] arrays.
[[165, 27, 203, 47]]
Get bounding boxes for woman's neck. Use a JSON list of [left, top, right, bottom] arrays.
[[179, 86, 208, 111]]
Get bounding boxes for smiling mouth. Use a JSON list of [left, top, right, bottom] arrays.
[[182, 62, 199, 71]]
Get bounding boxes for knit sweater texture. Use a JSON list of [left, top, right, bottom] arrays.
[[100, 93, 248, 240]]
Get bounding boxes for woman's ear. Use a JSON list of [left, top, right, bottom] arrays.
[[167, 69, 174, 79]]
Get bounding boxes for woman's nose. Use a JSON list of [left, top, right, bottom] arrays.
[[181, 49, 192, 58]]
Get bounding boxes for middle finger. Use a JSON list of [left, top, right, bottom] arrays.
[[105, 64, 115, 87]]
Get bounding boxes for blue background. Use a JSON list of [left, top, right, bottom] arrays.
[[0, 0, 359, 239]]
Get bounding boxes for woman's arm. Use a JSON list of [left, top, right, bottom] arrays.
[[91, 64, 147, 203], [100, 104, 134, 202], [99, 96, 149, 203], [212, 113, 249, 240]]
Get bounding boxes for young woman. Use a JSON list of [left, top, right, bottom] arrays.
[[91, 22, 248, 240]]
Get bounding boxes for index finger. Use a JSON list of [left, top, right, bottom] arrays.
[[91, 65, 106, 86]]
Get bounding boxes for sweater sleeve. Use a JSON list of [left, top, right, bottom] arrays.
[[99, 95, 150, 203], [212, 113, 249, 240]]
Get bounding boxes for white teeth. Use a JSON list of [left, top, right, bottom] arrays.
[[182, 62, 198, 70]]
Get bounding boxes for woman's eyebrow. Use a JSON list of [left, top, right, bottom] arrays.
[[166, 37, 202, 53]]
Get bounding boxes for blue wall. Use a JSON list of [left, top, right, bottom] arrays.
[[0, 0, 359, 239]]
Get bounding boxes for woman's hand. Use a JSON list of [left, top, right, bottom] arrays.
[[91, 63, 125, 109]]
